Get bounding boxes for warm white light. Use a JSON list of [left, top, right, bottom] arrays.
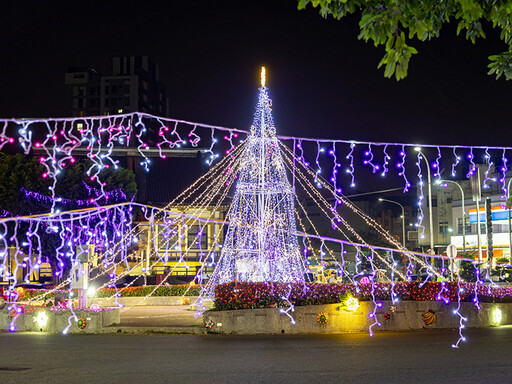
[[345, 297, 360, 312], [414, 146, 421, 152], [34, 312, 48, 328], [493, 307, 502, 325], [261, 67, 266, 87]]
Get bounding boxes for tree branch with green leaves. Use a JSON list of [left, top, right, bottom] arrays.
[[298, 0, 512, 80]]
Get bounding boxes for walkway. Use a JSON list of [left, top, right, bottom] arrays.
[[115, 305, 205, 334]]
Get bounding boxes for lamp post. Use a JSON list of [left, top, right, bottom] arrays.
[[414, 147, 434, 255], [436, 179, 466, 253], [379, 198, 406, 248]]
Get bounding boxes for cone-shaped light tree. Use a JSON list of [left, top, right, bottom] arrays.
[[205, 68, 306, 296]]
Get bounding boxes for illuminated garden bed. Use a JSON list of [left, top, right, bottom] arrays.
[[17, 284, 201, 303], [213, 281, 512, 311]]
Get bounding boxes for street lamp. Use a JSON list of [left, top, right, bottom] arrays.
[[414, 147, 434, 255], [378, 198, 406, 248], [436, 179, 466, 253]]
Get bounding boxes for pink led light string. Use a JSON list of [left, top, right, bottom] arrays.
[[3, 112, 511, 218]]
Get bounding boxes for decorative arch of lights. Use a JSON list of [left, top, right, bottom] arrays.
[[0, 68, 510, 347]]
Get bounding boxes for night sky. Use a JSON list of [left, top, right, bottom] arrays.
[[1, 0, 511, 147]]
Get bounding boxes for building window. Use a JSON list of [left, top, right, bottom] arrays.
[[187, 225, 208, 249], [439, 221, 449, 235], [457, 217, 471, 234], [157, 226, 180, 250]]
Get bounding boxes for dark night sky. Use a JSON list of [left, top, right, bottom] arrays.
[[1, 0, 511, 147]]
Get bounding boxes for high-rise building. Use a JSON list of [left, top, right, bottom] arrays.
[[65, 56, 169, 117], [64, 67, 101, 117]]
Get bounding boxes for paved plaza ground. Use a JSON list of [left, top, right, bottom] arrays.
[[1, 327, 512, 383], [119, 305, 202, 327]]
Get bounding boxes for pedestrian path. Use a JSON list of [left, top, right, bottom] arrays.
[[110, 305, 206, 334]]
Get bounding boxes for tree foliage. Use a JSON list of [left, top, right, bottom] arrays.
[[0, 154, 137, 215], [298, 0, 512, 80]]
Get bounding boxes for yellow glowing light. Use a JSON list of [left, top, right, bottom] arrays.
[[493, 307, 502, 325], [261, 67, 266, 87], [33, 312, 48, 328], [345, 297, 360, 312]]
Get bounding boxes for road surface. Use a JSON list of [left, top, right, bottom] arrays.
[[1, 327, 512, 383]]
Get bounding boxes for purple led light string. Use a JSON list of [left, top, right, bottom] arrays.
[[279, 284, 296, 325], [416, 152, 426, 241], [451, 276, 468, 348], [500, 148, 508, 199], [205, 128, 219, 165], [345, 143, 356, 187], [389, 251, 399, 304], [21, 187, 127, 207], [466, 148, 476, 178], [187, 124, 201, 147], [473, 262, 483, 310], [363, 144, 379, 174], [451, 146, 461, 177], [339, 243, 346, 281], [223, 131, 238, 157], [436, 256, 450, 304], [397, 145, 410, 192], [406, 256, 415, 282], [482, 148, 494, 189], [367, 250, 382, 337], [353, 246, 362, 294], [314, 141, 323, 188], [381, 144, 390, 177], [328, 142, 342, 210], [296, 139, 307, 166], [418, 255, 433, 288], [433, 146, 441, 180], [134, 115, 151, 172], [302, 237, 310, 268]]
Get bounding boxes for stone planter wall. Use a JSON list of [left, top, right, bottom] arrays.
[[0, 305, 120, 334], [204, 301, 512, 334]]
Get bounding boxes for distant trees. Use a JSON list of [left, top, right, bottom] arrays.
[[0, 154, 137, 282], [0, 154, 136, 215]]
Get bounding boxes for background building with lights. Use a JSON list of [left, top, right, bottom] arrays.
[[65, 56, 169, 117]]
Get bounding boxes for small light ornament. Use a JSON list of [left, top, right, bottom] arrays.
[[34, 311, 48, 328], [336, 292, 360, 312], [422, 309, 436, 325], [76, 317, 87, 329], [261, 66, 266, 87], [492, 307, 502, 326], [317, 312, 328, 324]]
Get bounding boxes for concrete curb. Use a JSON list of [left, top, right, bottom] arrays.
[[104, 326, 206, 335], [204, 301, 512, 335]]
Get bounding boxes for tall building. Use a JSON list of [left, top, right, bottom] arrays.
[[64, 67, 101, 117], [65, 56, 169, 117]]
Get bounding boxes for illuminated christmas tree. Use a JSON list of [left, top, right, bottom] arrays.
[[205, 68, 305, 295]]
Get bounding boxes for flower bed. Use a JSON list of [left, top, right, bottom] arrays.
[[18, 284, 201, 301], [214, 281, 512, 311]]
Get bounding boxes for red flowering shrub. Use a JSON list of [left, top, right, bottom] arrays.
[[213, 281, 512, 311]]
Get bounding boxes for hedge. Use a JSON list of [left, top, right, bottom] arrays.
[[213, 281, 512, 311]]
